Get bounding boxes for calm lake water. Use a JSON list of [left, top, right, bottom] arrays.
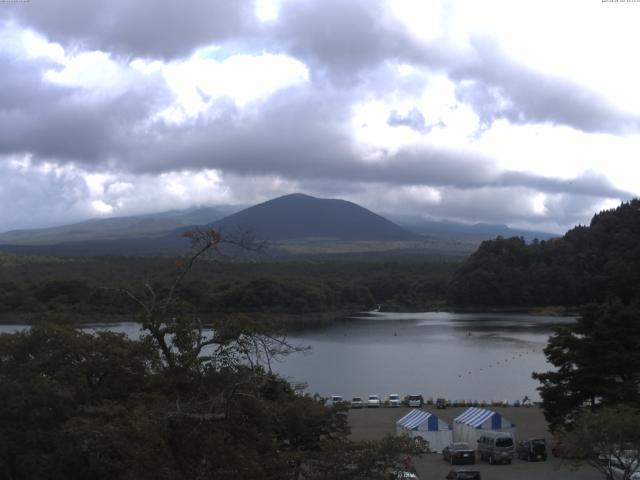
[[0, 312, 574, 402]]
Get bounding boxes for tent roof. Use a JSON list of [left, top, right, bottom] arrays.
[[397, 409, 434, 430], [454, 407, 497, 428]]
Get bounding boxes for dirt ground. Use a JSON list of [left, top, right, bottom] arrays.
[[348, 406, 603, 480]]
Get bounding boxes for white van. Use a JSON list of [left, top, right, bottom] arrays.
[[477, 431, 514, 465]]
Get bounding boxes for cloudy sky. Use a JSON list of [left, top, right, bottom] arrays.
[[1, 0, 639, 233]]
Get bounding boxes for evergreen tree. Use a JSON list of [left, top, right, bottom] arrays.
[[533, 301, 640, 431]]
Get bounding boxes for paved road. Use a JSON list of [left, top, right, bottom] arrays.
[[348, 406, 603, 480]]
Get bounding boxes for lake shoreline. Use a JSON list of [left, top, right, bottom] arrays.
[[0, 305, 578, 330], [2, 311, 563, 400], [0, 310, 353, 331]]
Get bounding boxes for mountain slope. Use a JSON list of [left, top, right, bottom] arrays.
[[211, 193, 419, 241], [0, 207, 225, 245]]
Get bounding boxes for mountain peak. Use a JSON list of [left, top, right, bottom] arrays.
[[212, 194, 417, 241]]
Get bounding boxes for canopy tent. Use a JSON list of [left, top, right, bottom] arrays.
[[396, 409, 452, 453], [453, 407, 516, 445]]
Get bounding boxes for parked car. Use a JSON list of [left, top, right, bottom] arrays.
[[445, 469, 482, 480], [407, 394, 424, 407], [477, 431, 514, 465], [388, 471, 419, 479], [443, 442, 476, 465], [436, 398, 447, 409], [516, 438, 547, 461], [351, 397, 364, 409], [598, 453, 640, 480], [330, 395, 344, 406], [368, 394, 381, 407], [388, 393, 401, 407]]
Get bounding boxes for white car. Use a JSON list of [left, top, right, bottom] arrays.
[[388, 393, 401, 407], [351, 397, 364, 408], [367, 394, 381, 407], [599, 453, 640, 480], [390, 471, 419, 479], [330, 395, 344, 406]]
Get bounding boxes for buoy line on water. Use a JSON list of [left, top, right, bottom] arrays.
[[454, 346, 540, 380]]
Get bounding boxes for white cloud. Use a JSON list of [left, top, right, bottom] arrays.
[[159, 51, 309, 121], [91, 199, 114, 214], [1, 0, 640, 233], [255, 0, 284, 22]]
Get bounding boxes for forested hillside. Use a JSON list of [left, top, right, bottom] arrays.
[[449, 199, 640, 307], [0, 256, 454, 323]]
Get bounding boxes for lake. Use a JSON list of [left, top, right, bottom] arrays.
[[0, 311, 574, 402]]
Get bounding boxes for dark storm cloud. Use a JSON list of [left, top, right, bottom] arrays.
[[0, 50, 169, 163], [4, 0, 638, 136], [3, 0, 256, 59], [0, 1, 635, 233], [114, 85, 630, 201], [270, 0, 417, 84], [0, 40, 630, 205], [451, 38, 640, 133]]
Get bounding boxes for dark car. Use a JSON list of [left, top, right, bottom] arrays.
[[517, 438, 547, 461], [442, 442, 476, 465], [445, 469, 482, 480], [436, 398, 447, 409]]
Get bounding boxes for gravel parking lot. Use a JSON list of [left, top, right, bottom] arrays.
[[348, 406, 602, 480]]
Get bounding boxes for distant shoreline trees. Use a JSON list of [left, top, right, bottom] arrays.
[[0, 229, 422, 479], [449, 199, 640, 308]]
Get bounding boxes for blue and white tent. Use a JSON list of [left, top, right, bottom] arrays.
[[396, 409, 452, 452], [453, 407, 516, 444]]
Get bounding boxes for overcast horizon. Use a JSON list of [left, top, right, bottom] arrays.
[[1, 0, 639, 234]]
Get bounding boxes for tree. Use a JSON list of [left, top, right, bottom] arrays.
[[555, 406, 640, 480], [0, 229, 422, 479], [533, 301, 640, 431]]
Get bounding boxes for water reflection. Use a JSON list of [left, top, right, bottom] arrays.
[[273, 312, 575, 402], [0, 312, 574, 402]]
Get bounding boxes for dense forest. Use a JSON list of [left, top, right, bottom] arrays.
[[3, 199, 639, 320], [448, 199, 640, 307], [0, 232, 426, 479], [0, 255, 455, 324]]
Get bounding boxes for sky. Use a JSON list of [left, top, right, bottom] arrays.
[[1, 0, 639, 234]]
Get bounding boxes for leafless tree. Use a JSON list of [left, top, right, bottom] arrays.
[[119, 228, 304, 372]]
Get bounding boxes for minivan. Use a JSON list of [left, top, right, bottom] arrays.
[[477, 431, 514, 465]]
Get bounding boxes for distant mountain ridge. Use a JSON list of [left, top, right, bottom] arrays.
[[386, 214, 556, 242], [0, 193, 554, 257], [210, 193, 419, 241], [0, 206, 232, 245]]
